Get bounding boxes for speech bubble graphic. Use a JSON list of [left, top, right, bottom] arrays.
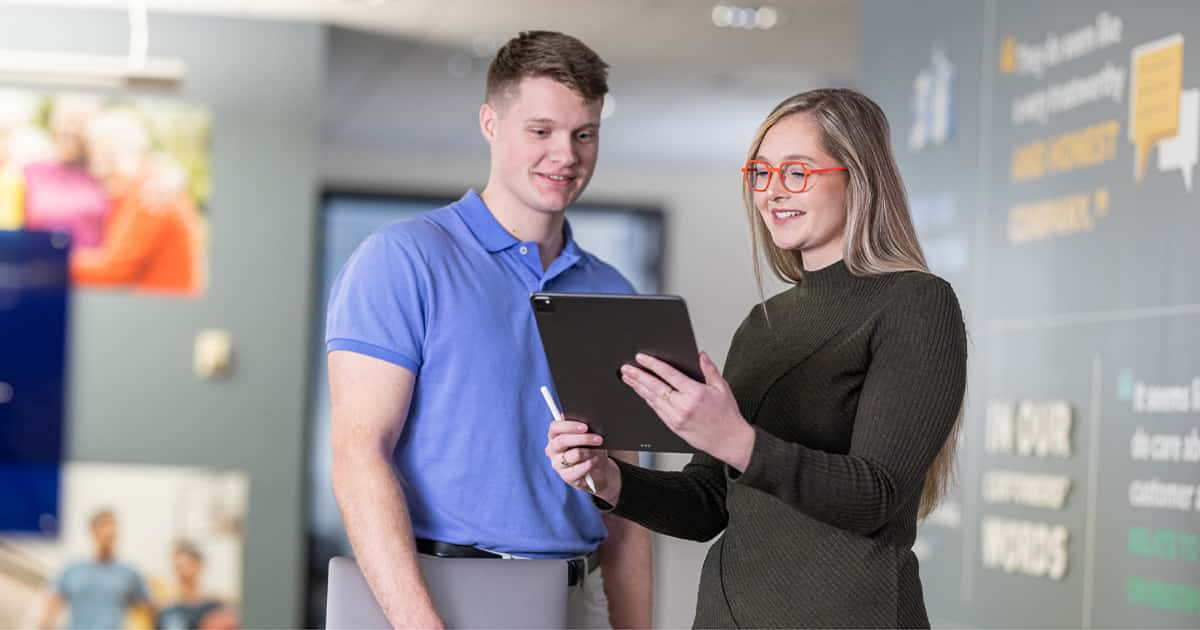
[[1129, 34, 1184, 184], [1157, 88, 1198, 192]]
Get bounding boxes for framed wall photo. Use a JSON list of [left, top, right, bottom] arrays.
[[0, 462, 248, 629], [0, 89, 212, 297]]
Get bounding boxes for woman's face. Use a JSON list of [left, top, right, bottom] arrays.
[[751, 113, 849, 268]]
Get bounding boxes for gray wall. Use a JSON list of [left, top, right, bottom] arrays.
[[861, 1, 1200, 627], [0, 8, 325, 627], [859, 2, 987, 625]]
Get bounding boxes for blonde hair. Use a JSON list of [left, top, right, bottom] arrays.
[[87, 108, 151, 159], [742, 88, 961, 519]]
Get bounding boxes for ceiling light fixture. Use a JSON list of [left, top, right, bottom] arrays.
[[711, 4, 780, 30], [0, 0, 186, 88]]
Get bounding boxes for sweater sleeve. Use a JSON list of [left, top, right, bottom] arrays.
[[593, 451, 730, 542], [731, 274, 967, 536]]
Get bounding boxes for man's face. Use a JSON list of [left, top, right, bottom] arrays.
[[173, 551, 201, 582], [85, 130, 119, 181], [91, 514, 117, 551], [481, 76, 602, 215], [50, 106, 91, 165]]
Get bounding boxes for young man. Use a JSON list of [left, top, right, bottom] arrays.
[[326, 31, 652, 629], [156, 541, 232, 630], [38, 510, 154, 629]]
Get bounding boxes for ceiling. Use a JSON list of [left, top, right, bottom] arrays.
[[4, 0, 858, 80], [3, 0, 861, 166]]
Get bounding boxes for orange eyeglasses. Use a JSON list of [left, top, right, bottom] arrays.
[[741, 160, 848, 193]]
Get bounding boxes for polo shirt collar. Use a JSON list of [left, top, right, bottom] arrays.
[[559, 219, 584, 266], [454, 189, 587, 269], [456, 189, 517, 253]]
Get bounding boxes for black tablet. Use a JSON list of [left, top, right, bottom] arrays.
[[531, 292, 701, 453]]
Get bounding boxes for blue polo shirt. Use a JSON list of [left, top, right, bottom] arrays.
[[325, 190, 635, 558], [54, 560, 148, 630]]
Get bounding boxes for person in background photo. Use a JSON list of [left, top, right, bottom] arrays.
[[21, 94, 109, 248], [156, 541, 236, 630], [0, 90, 52, 230], [69, 107, 203, 295], [37, 509, 155, 630]]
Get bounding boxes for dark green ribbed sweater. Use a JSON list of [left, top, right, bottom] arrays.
[[601, 260, 967, 629]]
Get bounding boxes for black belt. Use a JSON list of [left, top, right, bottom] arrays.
[[415, 538, 600, 587]]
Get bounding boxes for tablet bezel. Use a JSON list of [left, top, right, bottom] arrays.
[[531, 292, 701, 453]]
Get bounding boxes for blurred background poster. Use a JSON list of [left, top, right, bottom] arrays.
[[0, 462, 248, 629], [0, 89, 211, 297], [0, 230, 68, 536]]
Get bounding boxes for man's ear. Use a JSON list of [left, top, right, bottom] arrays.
[[480, 102, 498, 145]]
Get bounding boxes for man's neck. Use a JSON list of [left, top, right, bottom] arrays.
[[479, 185, 566, 270], [178, 581, 201, 603]]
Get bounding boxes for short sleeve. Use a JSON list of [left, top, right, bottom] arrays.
[[325, 230, 430, 374], [128, 568, 150, 604], [52, 565, 73, 597]]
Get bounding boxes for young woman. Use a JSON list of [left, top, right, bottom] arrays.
[[547, 88, 968, 628]]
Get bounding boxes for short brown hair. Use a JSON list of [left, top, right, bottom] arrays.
[[485, 31, 609, 105], [89, 508, 115, 529], [174, 540, 204, 563]]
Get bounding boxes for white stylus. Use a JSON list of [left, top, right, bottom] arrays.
[[540, 385, 597, 494]]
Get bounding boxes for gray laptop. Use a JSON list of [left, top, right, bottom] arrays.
[[326, 555, 569, 629]]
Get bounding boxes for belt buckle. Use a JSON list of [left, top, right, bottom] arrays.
[[567, 557, 586, 588]]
